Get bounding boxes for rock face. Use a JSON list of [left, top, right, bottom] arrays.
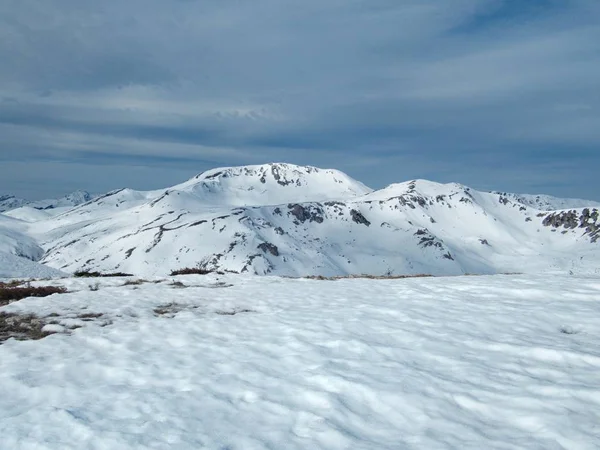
[[3, 164, 599, 278], [542, 208, 599, 243]]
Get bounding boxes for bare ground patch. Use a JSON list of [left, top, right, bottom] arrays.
[[122, 279, 151, 286], [0, 285, 68, 306], [0, 312, 53, 343], [154, 302, 254, 318], [153, 302, 199, 317], [303, 274, 434, 281]]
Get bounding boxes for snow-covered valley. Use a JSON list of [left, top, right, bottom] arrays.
[[1, 163, 598, 278], [1, 273, 599, 449]]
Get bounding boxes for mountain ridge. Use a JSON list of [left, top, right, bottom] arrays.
[[1, 163, 598, 279], [0, 190, 94, 214]]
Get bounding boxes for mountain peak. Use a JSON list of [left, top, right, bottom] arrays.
[[193, 163, 348, 184], [173, 163, 372, 206]]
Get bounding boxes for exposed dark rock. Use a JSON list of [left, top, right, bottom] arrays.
[[542, 208, 599, 242], [288, 204, 324, 224], [188, 220, 208, 228], [149, 191, 170, 208], [241, 254, 273, 274], [257, 242, 279, 256], [350, 209, 370, 226], [203, 171, 223, 180], [270, 164, 295, 186], [419, 236, 443, 249], [543, 210, 579, 229]]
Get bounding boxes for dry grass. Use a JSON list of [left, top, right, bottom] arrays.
[[0, 280, 30, 288], [0, 285, 68, 306], [215, 309, 254, 316], [0, 312, 53, 343], [303, 274, 434, 281], [170, 267, 214, 276], [304, 272, 522, 281], [153, 302, 197, 317], [122, 279, 150, 286], [74, 270, 133, 278]]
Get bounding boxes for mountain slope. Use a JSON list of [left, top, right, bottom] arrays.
[[0, 215, 65, 279], [25, 165, 598, 278]]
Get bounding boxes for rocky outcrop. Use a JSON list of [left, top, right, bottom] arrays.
[[350, 209, 370, 226], [287, 204, 324, 224], [542, 208, 599, 242], [257, 242, 279, 256]]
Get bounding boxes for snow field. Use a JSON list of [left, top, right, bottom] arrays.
[[1, 274, 600, 449]]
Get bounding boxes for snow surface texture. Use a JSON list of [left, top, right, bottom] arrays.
[[1, 163, 599, 278], [1, 273, 599, 449]]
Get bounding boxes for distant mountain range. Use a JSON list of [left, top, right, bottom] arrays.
[[0, 191, 93, 213], [1, 163, 598, 278]]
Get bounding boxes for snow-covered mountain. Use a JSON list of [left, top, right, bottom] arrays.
[[0, 190, 93, 214], [491, 191, 600, 211], [1, 163, 598, 278]]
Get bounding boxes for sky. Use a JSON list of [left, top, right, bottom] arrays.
[[0, 0, 599, 201]]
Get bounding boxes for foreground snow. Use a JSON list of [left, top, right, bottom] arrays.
[[1, 274, 599, 449]]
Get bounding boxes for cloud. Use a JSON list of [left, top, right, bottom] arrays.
[[0, 0, 599, 200]]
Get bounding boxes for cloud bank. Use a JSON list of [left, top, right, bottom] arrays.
[[1, 0, 599, 199]]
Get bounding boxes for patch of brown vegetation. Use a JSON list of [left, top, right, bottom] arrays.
[[170, 267, 215, 276], [77, 312, 103, 321], [0, 285, 68, 306], [215, 309, 254, 316], [0, 312, 54, 343], [122, 279, 149, 286], [153, 302, 198, 317], [74, 270, 133, 278], [0, 280, 29, 288], [304, 274, 433, 281]]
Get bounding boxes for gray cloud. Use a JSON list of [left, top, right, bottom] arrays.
[[0, 0, 599, 200]]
